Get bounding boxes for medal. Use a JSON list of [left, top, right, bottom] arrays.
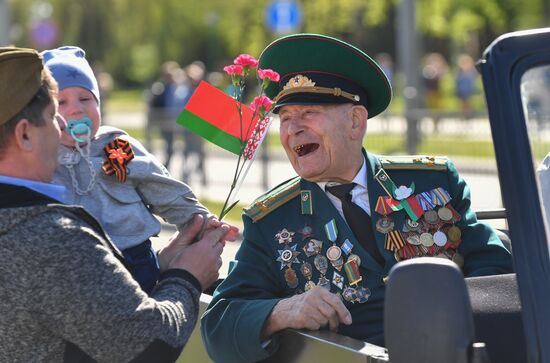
[[437, 207, 453, 222], [314, 254, 329, 275], [447, 225, 462, 243], [344, 259, 362, 286], [303, 239, 323, 257], [420, 232, 434, 247], [405, 218, 421, 232], [304, 280, 316, 291], [384, 230, 406, 252], [423, 210, 440, 225], [300, 262, 313, 280], [276, 244, 301, 269], [355, 286, 371, 303], [342, 286, 357, 303], [433, 230, 447, 246], [332, 271, 344, 290], [284, 268, 299, 288], [275, 228, 295, 244], [347, 254, 361, 266], [376, 216, 394, 234], [340, 239, 354, 255], [326, 244, 344, 271], [406, 233, 421, 246]]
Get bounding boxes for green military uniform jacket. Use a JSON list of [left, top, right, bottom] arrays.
[[201, 151, 513, 363]]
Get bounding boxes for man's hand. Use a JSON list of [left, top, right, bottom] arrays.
[[261, 286, 352, 340], [158, 214, 229, 290]]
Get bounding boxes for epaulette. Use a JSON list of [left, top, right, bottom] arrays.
[[244, 177, 301, 222], [379, 155, 448, 171]]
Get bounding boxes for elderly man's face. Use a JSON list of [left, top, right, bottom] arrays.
[[279, 104, 364, 182]]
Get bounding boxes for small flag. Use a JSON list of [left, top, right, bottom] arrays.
[[177, 81, 260, 155]]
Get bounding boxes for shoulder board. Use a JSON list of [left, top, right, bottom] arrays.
[[244, 177, 301, 223], [379, 155, 448, 171]]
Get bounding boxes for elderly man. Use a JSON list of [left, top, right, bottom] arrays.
[[0, 47, 229, 362], [200, 34, 513, 362]]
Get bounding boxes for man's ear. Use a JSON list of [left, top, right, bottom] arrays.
[[13, 119, 34, 152], [350, 105, 368, 140]]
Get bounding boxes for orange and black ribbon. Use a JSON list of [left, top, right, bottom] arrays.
[[102, 138, 134, 183]]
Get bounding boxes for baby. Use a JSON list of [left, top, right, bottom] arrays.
[[43, 46, 218, 294]]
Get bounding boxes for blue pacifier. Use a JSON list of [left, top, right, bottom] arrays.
[[66, 117, 92, 143]]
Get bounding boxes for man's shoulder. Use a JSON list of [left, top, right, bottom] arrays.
[[377, 155, 449, 171], [244, 176, 301, 223]]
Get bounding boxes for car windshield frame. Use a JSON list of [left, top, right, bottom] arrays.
[[479, 27, 550, 362]]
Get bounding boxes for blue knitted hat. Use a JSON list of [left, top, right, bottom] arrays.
[[42, 46, 100, 103]]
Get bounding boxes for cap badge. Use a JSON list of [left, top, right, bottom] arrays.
[[283, 74, 316, 90]]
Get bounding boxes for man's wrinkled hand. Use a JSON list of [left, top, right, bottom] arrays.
[[261, 286, 352, 339]]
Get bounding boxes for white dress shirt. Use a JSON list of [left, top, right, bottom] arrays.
[[317, 157, 371, 218]]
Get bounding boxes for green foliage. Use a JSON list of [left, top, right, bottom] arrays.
[[7, 0, 548, 87]]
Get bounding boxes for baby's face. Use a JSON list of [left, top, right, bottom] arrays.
[[57, 86, 101, 147]]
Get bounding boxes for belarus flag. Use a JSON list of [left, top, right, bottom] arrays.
[[177, 81, 259, 155]]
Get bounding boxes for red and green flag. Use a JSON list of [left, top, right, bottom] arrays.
[[177, 81, 259, 155]]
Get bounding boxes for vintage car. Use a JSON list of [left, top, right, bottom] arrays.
[[179, 27, 550, 363]]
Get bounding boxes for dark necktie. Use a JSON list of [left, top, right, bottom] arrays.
[[326, 183, 385, 266]]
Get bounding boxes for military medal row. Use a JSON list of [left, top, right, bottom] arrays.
[[277, 220, 371, 304]]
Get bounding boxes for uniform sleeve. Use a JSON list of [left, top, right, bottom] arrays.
[[446, 159, 514, 276], [201, 215, 285, 363], [20, 210, 201, 363], [122, 135, 209, 227]]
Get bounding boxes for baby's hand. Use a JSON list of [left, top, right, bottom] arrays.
[[205, 216, 239, 244]]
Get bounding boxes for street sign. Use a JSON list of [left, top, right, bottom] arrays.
[[265, 1, 302, 35]]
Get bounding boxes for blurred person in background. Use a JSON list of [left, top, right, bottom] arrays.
[[454, 54, 477, 117], [148, 61, 190, 169], [182, 61, 208, 186]]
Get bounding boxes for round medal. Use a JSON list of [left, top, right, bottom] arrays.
[[433, 230, 447, 246], [281, 249, 293, 262], [447, 226, 462, 242], [420, 232, 434, 247], [423, 210, 440, 224], [376, 216, 395, 234], [437, 207, 453, 221], [326, 245, 342, 262], [406, 233, 421, 246]]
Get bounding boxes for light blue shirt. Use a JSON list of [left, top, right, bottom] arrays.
[[0, 175, 67, 203]]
